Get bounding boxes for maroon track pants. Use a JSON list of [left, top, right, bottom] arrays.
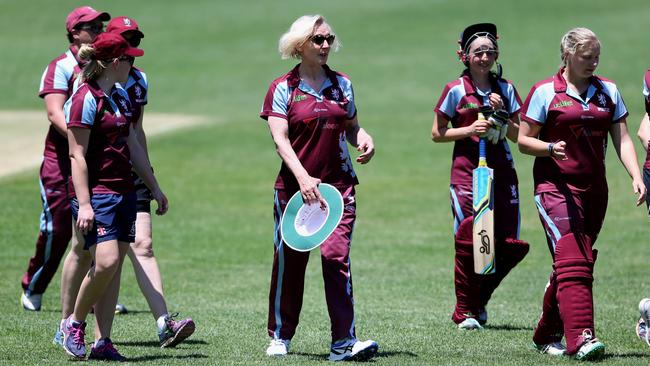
[[267, 186, 357, 342]]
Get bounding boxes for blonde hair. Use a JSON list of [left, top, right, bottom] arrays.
[[278, 15, 340, 59], [77, 43, 112, 82], [560, 27, 600, 65]]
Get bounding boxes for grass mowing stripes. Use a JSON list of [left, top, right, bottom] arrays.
[[2, 0, 650, 364]]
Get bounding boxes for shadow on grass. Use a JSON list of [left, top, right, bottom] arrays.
[[126, 353, 208, 362], [290, 350, 417, 361], [484, 324, 533, 331], [116, 339, 209, 347], [601, 351, 649, 360]]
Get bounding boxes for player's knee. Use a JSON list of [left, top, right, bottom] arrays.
[[132, 236, 154, 257], [94, 252, 121, 274], [133, 244, 154, 259], [455, 217, 474, 244], [554, 234, 594, 283], [501, 238, 530, 263]]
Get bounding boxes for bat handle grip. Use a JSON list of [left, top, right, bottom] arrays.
[[478, 137, 487, 166]]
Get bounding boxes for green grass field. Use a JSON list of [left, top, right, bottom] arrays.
[[2, 0, 650, 364]]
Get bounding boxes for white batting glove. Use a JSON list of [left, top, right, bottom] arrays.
[[487, 110, 509, 144]]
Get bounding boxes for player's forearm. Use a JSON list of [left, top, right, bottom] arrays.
[[129, 136, 160, 194], [70, 154, 91, 207], [618, 135, 643, 181], [506, 117, 520, 143], [47, 108, 68, 136], [518, 135, 553, 157], [274, 138, 310, 182], [637, 114, 650, 152], [432, 125, 473, 142]]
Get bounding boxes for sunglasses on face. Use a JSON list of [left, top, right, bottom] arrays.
[[310, 34, 335, 46], [115, 56, 135, 65], [77, 23, 103, 33], [123, 33, 142, 47]]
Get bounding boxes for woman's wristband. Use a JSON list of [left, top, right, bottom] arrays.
[[548, 142, 555, 157]]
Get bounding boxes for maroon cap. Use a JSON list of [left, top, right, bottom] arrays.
[[107, 16, 144, 38], [92, 32, 144, 60], [65, 6, 110, 33]]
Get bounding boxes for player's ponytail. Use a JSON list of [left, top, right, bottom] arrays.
[[78, 44, 108, 82]]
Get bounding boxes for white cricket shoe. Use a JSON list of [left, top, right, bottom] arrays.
[[534, 341, 566, 356], [637, 298, 650, 346], [575, 329, 605, 361], [266, 338, 290, 357], [458, 317, 482, 330], [21, 291, 42, 311], [329, 338, 378, 361]]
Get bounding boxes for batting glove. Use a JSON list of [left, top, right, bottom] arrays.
[[487, 110, 509, 144]]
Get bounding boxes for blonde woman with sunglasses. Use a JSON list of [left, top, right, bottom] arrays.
[[260, 14, 377, 361]]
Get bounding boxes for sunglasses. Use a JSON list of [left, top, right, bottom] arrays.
[[123, 33, 142, 47], [310, 34, 335, 46], [114, 56, 135, 65], [77, 23, 103, 33]]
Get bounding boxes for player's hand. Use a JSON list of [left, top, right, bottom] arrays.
[[633, 178, 647, 206], [356, 131, 375, 164], [469, 119, 491, 136], [298, 175, 326, 208], [77, 203, 94, 234], [152, 189, 169, 215], [488, 93, 505, 110], [550, 141, 568, 160]]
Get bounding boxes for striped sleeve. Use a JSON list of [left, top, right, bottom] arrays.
[[337, 74, 357, 119], [260, 80, 290, 121], [522, 83, 554, 125], [65, 89, 97, 128], [434, 82, 463, 120], [38, 52, 76, 98], [500, 80, 522, 114]]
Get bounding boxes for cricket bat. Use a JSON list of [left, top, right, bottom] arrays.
[[472, 113, 495, 274]]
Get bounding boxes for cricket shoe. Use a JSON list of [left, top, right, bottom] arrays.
[[53, 323, 64, 347], [575, 329, 605, 361], [21, 290, 42, 311], [88, 338, 126, 362], [115, 303, 128, 314], [266, 338, 290, 357], [329, 338, 379, 361], [637, 298, 650, 346], [159, 313, 195, 348], [62, 316, 87, 359], [636, 318, 650, 346], [478, 307, 488, 325], [458, 317, 483, 330], [533, 341, 566, 356]]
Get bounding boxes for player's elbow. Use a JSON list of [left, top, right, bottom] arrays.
[[431, 128, 443, 142]]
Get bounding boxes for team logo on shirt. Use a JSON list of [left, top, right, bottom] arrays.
[[461, 102, 479, 110], [597, 93, 607, 107], [553, 100, 573, 108], [330, 88, 340, 101], [510, 185, 519, 204], [135, 85, 142, 99], [293, 94, 307, 102], [119, 98, 129, 112]]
